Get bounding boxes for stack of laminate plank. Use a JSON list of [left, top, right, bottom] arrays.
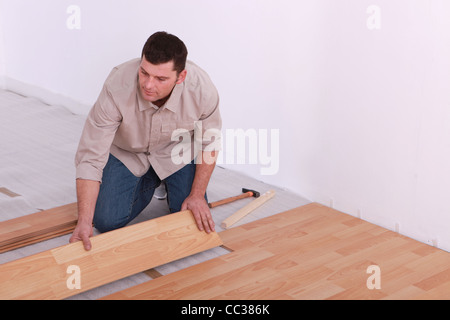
[[0, 203, 78, 253]]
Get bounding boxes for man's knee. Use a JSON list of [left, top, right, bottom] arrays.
[[92, 211, 128, 233]]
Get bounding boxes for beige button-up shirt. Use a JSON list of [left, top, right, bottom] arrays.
[[75, 58, 222, 182]]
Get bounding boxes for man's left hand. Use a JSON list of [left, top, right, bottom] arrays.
[[181, 194, 215, 234]]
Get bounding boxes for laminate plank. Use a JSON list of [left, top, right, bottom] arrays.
[[0, 187, 21, 198], [286, 282, 346, 300], [326, 284, 389, 300], [0, 210, 222, 300], [381, 285, 425, 300], [0, 226, 75, 252], [102, 203, 450, 300], [105, 246, 274, 300], [200, 263, 297, 300], [413, 267, 450, 291], [144, 268, 164, 279], [0, 203, 78, 253], [412, 280, 450, 300]]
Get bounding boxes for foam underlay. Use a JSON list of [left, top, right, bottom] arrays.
[[0, 89, 86, 220]]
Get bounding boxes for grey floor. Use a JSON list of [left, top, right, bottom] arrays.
[[0, 89, 311, 300]]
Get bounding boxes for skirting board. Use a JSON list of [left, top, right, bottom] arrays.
[[0, 210, 222, 300]]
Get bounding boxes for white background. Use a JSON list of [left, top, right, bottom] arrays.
[[0, 0, 449, 251]]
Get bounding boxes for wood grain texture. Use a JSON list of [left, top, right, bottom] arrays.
[[221, 190, 275, 229], [102, 203, 450, 300], [0, 203, 78, 253], [0, 210, 222, 300]]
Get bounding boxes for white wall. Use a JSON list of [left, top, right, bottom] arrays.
[[1, 0, 449, 251], [296, 0, 450, 251], [0, 0, 6, 88]]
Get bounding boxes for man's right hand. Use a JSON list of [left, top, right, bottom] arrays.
[[69, 221, 93, 251], [71, 179, 100, 251]]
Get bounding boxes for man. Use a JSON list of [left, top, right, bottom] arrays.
[[70, 31, 222, 251]]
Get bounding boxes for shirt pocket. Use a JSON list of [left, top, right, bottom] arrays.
[[161, 122, 196, 143], [176, 122, 196, 132], [161, 122, 196, 133], [161, 123, 177, 134]]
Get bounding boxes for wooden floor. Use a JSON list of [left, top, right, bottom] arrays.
[[102, 203, 450, 300]]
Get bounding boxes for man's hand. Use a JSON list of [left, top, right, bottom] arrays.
[[70, 179, 99, 251], [181, 194, 215, 234], [69, 220, 94, 250], [182, 150, 218, 233]]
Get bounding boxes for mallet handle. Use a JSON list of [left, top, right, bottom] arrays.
[[221, 190, 275, 229], [208, 192, 254, 208]]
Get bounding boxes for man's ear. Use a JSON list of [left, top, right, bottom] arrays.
[[176, 70, 187, 84]]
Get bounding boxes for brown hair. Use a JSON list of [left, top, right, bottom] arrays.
[[141, 31, 188, 75]]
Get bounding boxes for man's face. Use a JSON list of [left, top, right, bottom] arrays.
[[138, 58, 186, 104]]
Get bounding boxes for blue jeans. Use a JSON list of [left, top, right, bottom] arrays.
[[93, 154, 203, 233]]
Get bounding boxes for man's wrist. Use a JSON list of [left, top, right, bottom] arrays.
[[189, 189, 207, 198], [77, 214, 94, 226]]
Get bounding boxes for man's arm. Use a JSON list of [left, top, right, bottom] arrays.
[[71, 82, 122, 251], [69, 179, 100, 250], [181, 150, 218, 233]]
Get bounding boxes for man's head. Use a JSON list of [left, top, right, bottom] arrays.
[[139, 32, 188, 105], [141, 31, 188, 75]]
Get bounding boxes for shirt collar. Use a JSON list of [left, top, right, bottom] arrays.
[[163, 82, 183, 112], [137, 81, 184, 113]]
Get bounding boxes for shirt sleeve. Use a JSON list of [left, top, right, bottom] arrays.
[[74, 85, 122, 182], [197, 86, 222, 152]]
